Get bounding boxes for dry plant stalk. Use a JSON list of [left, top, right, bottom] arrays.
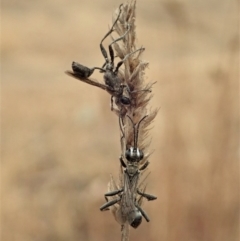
[[106, 1, 158, 240], [66, 1, 157, 240], [111, 0, 157, 147]]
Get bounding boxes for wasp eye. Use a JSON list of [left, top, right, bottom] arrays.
[[120, 96, 131, 105]]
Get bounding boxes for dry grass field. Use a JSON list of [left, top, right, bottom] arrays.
[[2, 0, 239, 241]]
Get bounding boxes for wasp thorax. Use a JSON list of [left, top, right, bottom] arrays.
[[125, 147, 144, 162], [127, 163, 139, 176], [103, 71, 121, 90]]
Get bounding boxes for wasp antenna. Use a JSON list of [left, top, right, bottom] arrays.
[[135, 115, 148, 148], [126, 115, 136, 148]]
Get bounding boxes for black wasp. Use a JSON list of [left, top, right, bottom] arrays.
[[66, 4, 145, 113], [100, 115, 157, 228]]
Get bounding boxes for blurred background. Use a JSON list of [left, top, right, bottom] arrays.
[[2, 0, 239, 240]]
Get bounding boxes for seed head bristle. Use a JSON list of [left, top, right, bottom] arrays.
[[108, 1, 158, 239]]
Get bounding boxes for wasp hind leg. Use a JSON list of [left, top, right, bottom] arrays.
[[100, 188, 123, 211]]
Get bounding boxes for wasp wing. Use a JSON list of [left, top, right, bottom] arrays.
[[65, 71, 108, 91]]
